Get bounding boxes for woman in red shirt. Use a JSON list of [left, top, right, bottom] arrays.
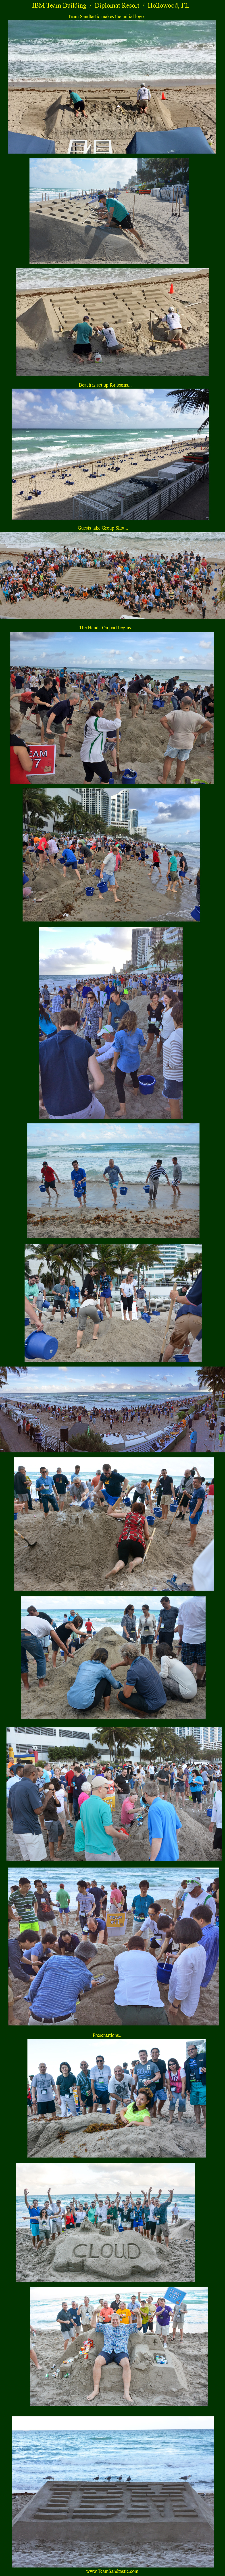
[[109, 1505, 150, 1572]]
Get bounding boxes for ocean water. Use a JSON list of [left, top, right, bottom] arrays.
[[27, 1135, 199, 1186], [8, 21, 216, 87], [17, 2191, 194, 2231], [12, 2421, 213, 2492], [30, 2284, 208, 2334], [12, 429, 192, 476]]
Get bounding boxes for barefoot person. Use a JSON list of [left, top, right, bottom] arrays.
[[87, 2300, 142, 2402]]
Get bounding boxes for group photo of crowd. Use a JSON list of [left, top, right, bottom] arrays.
[[4, 534, 223, 622], [29, 2278, 208, 2413], [16, 2155, 196, 2287]]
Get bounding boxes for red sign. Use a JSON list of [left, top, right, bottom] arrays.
[[29, 744, 56, 775]]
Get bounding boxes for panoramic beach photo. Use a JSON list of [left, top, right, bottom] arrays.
[[29, 2281, 208, 2410], [8, 15, 216, 151], [11, 628, 213, 790], [23, 1234, 202, 1364], [11, 386, 210, 528], [26, 1119, 200, 1242], [4, 530, 223, 626], [29, 156, 190, 271], [22, 786, 201, 928]]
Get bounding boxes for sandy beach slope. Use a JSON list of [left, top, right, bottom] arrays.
[[30, 2326, 208, 2408], [23, 861, 199, 926], [8, 78, 216, 151], [14, 1492, 212, 1592], [15, 696, 213, 791], [29, 192, 189, 271]]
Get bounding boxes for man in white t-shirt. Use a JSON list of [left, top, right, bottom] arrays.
[[175, 1597, 206, 1685], [114, 1938, 164, 2016], [168, 1934, 206, 2019], [137, 85, 151, 110], [159, 702, 213, 787]]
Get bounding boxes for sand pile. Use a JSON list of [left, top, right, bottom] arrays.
[[17, 2214, 195, 2285], [30, 2325, 208, 2408]]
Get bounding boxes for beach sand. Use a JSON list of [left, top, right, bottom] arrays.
[[16, 2215, 195, 2289], [27, 1178, 200, 1240], [23, 1309, 199, 1366], [29, 192, 189, 271], [23, 860, 199, 925], [13, 691, 213, 791], [27, 2101, 206, 2151], [13, 2470, 212, 2571], [30, 2326, 208, 2409], [12, 2474, 213, 2571], [11, 438, 209, 530], [16, 269, 208, 379], [8, 78, 216, 151], [14, 1493, 212, 1592]]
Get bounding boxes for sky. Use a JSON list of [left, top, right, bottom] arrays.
[[23, 780, 201, 855], [11, 629, 213, 681], [27, 1117, 199, 1158], [12, 388, 208, 439], [10, 1365, 204, 1400], [17, 2158, 195, 2197], [29, 158, 138, 201], [39, 926, 133, 974], [13, 1451, 211, 1486]]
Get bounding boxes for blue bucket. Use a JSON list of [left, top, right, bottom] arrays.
[[25, 1332, 58, 1359], [86, 887, 94, 897], [120, 1186, 127, 1196], [40, 1182, 46, 1192], [138, 1075, 156, 1094]]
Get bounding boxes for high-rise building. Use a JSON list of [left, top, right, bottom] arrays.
[[80, 785, 138, 828]]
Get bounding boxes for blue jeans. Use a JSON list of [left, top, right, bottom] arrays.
[[21, 1630, 46, 1679]]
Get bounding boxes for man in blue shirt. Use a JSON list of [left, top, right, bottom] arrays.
[[39, 1013, 105, 1118], [35, 1471, 59, 1515], [104, 1160, 125, 1203], [71, 1161, 86, 1202], [118, 1656, 167, 1713], [147, 1796, 181, 1862]]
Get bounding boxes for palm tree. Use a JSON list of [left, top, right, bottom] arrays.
[[169, 390, 209, 419]]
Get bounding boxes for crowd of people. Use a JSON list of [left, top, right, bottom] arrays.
[[14, 1464, 214, 1565], [8, 1812, 219, 2022], [30, 2283, 190, 2393], [11, 661, 213, 788], [5, 546, 220, 617], [26, 2033, 208, 2125], [24, 2178, 185, 2252], [38, 969, 183, 1121], [23, 819, 200, 916]]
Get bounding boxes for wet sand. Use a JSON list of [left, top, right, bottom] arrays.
[[29, 192, 189, 270], [27, 1178, 200, 1240], [16, 2214, 195, 2289], [14, 692, 213, 790], [16, 268, 208, 379], [8, 77, 216, 152], [14, 1491, 212, 1591], [30, 2327, 208, 2409], [23, 859, 198, 926]]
